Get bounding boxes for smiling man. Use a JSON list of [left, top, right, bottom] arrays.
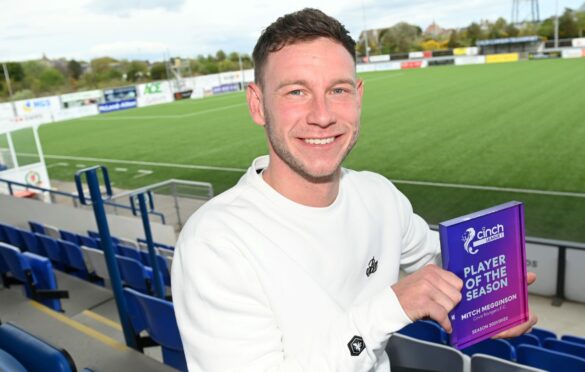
[[172, 8, 536, 372]]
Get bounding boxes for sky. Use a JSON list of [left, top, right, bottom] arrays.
[[2, 0, 584, 62]]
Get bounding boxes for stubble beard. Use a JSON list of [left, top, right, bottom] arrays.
[[263, 105, 360, 184]]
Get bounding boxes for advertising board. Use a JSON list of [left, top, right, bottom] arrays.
[[14, 96, 61, 117], [572, 38, 585, 47], [455, 56, 486, 65], [98, 99, 137, 113], [137, 81, 173, 107], [485, 53, 519, 64], [103, 86, 137, 103], [400, 60, 425, 69], [61, 90, 102, 107], [369, 55, 390, 63], [54, 105, 99, 121], [562, 48, 583, 59]]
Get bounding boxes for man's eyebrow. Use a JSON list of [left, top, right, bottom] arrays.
[[275, 78, 356, 90]]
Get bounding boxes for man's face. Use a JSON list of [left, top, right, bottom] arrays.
[[248, 37, 363, 182]]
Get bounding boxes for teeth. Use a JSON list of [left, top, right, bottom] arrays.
[[304, 137, 335, 145]]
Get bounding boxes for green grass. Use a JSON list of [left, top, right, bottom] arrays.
[[32, 58, 585, 242]]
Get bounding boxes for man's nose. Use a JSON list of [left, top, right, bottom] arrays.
[[306, 95, 336, 127]]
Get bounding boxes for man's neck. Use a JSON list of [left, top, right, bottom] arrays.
[[262, 164, 340, 208]]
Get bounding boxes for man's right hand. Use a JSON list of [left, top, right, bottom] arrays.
[[391, 264, 463, 333]]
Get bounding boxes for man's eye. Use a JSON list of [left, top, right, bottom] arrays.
[[332, 88, 346, 94], [289, 89, 303, 96]]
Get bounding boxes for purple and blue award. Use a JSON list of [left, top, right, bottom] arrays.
[[439, 201, 529, 349]]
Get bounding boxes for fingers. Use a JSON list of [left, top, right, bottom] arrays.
[[493, 310, 538, 339], [527, 272, 536, 285], [392, 265, 464, 333]]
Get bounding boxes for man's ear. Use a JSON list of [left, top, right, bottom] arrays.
[[356, 79, 364, 111], [247, 82, 266, 126]]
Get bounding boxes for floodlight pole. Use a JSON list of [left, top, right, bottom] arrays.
[[2, 63, 14, 99], [554, 0, 559, 48], [361, 1, 370, 62], [238, 53, 244, 91]]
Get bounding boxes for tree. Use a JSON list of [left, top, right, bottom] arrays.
[[150, 62, 167, 80], [125, 60, 148, 82], [4, 62, 25, 82], [215, 50, 226, 62], [90, 57, 117, 74], [577, 11, 585, 37], [466, 22, 483, 45], [39, 68, 66, 92], [67, 60, 83, 80], [447, 30, 461, 49], [488, 17, 508, 39], [538, 17, 555, 39], [380, 22, 422, 54], [559, 8, 579, 38], [505, 23, 520, 38]]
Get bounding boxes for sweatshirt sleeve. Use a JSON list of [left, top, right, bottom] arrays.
[[172, 230, 412, 372]]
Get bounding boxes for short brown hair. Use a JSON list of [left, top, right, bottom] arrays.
[[252, 8, 356, 87]]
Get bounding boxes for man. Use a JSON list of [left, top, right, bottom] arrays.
[[172, 8, 536, 371]]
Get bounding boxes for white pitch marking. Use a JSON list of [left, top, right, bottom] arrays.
[[115, 168, 128, 172], [134, 169, 153, 179], [78, 103, 247, 121], [76, 164, 86, 168], [362, 73, 405, 82], [47, 162, 69, 168]]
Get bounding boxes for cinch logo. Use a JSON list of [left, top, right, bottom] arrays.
[[462, 224, 505, 255]]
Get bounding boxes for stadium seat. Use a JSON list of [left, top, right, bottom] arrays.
[[118, 244, 142, 262], [138, 239, 174, 251], [529, 327, 557, 344], [1, 224, 25, 250], [28, 221, 46, 235], [471, 354, 545, 372], [386, 333, 470, 372], [544, 338, 585, 359], [58, 240, 90, 280], [397, 320, 448, 344], [0, 224, 7, 243], [461, 338, 516, 361], [0, 322, 78, 372], [20, 230, 45, 256], [139, 251, 171, 287], [517, 344, 585, 372], [78, 235, 98, 249], [122, 288, 158, 352], [507, 333, 541, 348], [59, 229, 80, 246], [0, 348, 27, 372], [43, 224, 62, 240], [117, 255, 162, 295], [80, 246, 110, 287], [88, 230, 120, 246], [37, 234, 68, 270], [562, 334, 585, 346], [125, 288, 186, 371], [0, 243, 68, 311]]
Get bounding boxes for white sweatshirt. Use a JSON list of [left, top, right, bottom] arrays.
[[172, 156, 440, 372]]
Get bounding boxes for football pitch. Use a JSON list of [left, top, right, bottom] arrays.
[[21, 58, 585, 242]]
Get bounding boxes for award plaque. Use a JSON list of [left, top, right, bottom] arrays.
[[439, 201, 529, 349]]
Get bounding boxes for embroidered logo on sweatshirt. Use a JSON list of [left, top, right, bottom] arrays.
[[366, 257, 378, 277], [348, 336, 365, 356]]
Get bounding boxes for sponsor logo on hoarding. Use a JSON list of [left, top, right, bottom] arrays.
[[486, 53, 519, 64], [144, 82, 162, 95], [25, 170, 42, 186], [174, 90, 193, 100], [22, 99, 52, 113], [401, 61, 423, 69], [212, 83, 240, 95], [98, 99, 137, 113]]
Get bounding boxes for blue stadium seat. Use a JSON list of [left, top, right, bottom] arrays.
[[59, 229, 80, 246], [37, 234, 68, 271], [562, 335, 585, 346], [139, 251, 171, 286], [20, 230, 45, 257], [461, 338, 516, 361], [0, 243, 68, 311], [544, 338, 585, 359], [125, 288, 186, 371], [118, 244, 142, 262], [88, 230, 120, 246], [1, 224, 25, 250], [138, 238, 174, 251], [397, 320, 448, 344], [0, 348, 27, 372], [58, 240, 90, 280], [122, 288, 158, 352], [507, 333, 541, 348], [78, 235, 98, 249], [517, 344, 585, 372], [0, 322, 78, 372], [117, 255, 162, 295], [529, 327, 557, 344], [28, 221, 46, 235]]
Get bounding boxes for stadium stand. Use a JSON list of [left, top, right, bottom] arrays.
[[0, 322, 81, 372], [562, 334, 585, 345], [517, 344, 585, 371], [529, 327, 557, 343], [543, 338, 585, 359], [507, 333, 541, 348], [397, 320, 448, 344]]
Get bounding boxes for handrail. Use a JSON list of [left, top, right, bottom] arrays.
[[0, 177, 166, 224]]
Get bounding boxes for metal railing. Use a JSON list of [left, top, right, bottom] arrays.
[[0, 177, 166, 224]]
